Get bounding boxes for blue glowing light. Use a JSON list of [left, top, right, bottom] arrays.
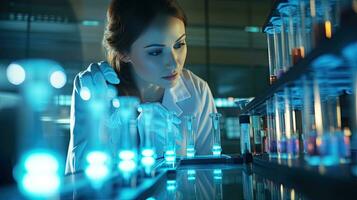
[[119, 150, 136, 160], [86, 151, 109, 164], [24, 153, 59, 173], [166, 180, 176, 191], [82, 20, 100, 26], [118, 160, 136, 172], [80, 87, 91, 101], [85, 151, 110, 181], [165, 150, 175, 156], [212, 145, 222, 156], [112, 98, 120, 108], [50, 70, 67, 89], [21, 173, 60, 197], [213, 169, 223, 180], [141, 149, 155, 157], [85, 164, 109, 181], [6, 63, 26, 85], [187, 170, 196, 175], [16, 151, 61, 198], [186, 147, 195, 158], [213, 169, 222, 175], [141, 156, 155, 166]]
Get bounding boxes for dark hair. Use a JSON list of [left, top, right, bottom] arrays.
[[103, 0, 187, 97]]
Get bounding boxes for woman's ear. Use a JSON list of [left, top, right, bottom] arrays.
[[120, 54, 132, 63]]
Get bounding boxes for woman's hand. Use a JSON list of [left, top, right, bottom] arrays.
[[77, 61, 120, 101]]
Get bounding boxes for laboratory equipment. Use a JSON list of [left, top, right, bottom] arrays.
[[9, 59, 66, 198], [210, 112, 223, 156], [240, 115, 251, 155], [184, 114, 196, 158], [117, 96, 140, 183], [165, 111, 177, 167], [139, 104, 156, 176]]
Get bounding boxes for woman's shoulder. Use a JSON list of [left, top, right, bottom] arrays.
[[180, 69, 209, 95]]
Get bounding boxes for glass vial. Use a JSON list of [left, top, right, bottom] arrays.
[[240, 115, 251, 155], [210, 113, 223, 156], [184, 114, 196, 158]]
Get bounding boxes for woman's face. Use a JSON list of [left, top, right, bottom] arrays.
[[126, 16, 187, 88]]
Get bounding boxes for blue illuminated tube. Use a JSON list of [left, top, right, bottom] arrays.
[[14, 150, 61, 198], [165, 111, 177, 166], [139, 104, 156, 175], [184, 115, 196, 158], [210, 113, 223, 156], [116, 97, 140, 179]]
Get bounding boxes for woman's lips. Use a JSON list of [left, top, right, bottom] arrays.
[[162, 73, 178, 81]]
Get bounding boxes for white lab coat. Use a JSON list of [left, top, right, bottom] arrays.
[[65, 69, 217, 174]]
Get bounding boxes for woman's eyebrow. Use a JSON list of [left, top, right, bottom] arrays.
[[175, 33, 186, 42], [144, 33, 186, 48]]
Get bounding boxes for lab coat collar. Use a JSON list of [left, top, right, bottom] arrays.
[[162, 75, 191, 116]]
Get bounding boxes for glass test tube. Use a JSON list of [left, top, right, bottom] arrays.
[[266, 98, 278, 157], [139, 104, 156, 175], [210, 113, 223, 156], [240, 115, 251, 154], [274, 94, 287, 159], [165, 111, 177, 166], [251, 115, 262, 154], [9, 59, 66, 198], [184, 114, 196, 158], [283, 87, 299, 159], [117, 97, 139, 180], [265, 26, 277, 84], [271, 17, 285, 78]]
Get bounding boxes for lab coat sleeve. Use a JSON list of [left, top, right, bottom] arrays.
[[65, 74, 88, 174], [196, 82, 217, 155]]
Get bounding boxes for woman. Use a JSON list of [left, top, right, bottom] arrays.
[[66, 0, 217, 174]]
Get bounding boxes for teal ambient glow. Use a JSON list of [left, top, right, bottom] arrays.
[[141, 156, 155, 166], [82, 20, 100, 26], [85, 151, 110, 182], [244, 26, 261, 33], [166, 180, 176, 191], [7, 63, 26, 85], [16, 151, 61, 198], [141, 149, 154, 157], [118, 160, 136, 172], [21, 173, 60, 196], [119, 150, 135, 160], [112, 98, 120, 108], [24, 153, 59, 173], [50, 70, 66, 89]]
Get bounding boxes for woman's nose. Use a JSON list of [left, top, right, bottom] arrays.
[[165, 50, 178, 70]]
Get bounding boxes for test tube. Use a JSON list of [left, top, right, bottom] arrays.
[[240, 115, 251, 155], [165, 111, 177, 166], [278, 3, 296, 70], [117, 97, 139, 181], [283, 87, 299, 159], [265, 26, 277, 84], [274, 94, 287, 159], [138, 104, 156, 176], [271, 18, 285, 78], [184, 114, 196, 158], [210, 113, 223, 156], [266, 98, 278, 157], [8, 59, 66, 198], [251, 115, 262, 154]]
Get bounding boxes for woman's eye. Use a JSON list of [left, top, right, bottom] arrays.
[[174, 42, 186, 49], [148, 49, 162, 56]]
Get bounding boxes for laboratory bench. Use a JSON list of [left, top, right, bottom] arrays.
[[3, 154, 357, 199]]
